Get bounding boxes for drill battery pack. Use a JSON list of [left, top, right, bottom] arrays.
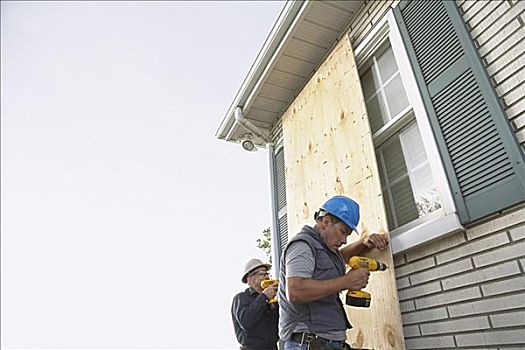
[[346, 290, 372, 308]]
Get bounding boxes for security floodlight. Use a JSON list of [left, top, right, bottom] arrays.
[[241, 139, 256, 152]]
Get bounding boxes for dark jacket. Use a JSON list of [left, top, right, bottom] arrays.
[[231, 287, 279, 349]]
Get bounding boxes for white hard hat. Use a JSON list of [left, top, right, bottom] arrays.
[[242, 258, 271, 283]]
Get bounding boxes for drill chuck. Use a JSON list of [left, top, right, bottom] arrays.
[[375, 262, 388, 271], [348, 256, 388, 271]]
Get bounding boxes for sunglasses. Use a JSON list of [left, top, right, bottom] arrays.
[[250, 271, 270, 277]]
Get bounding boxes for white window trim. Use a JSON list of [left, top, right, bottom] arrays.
[[353, 10, 465, 254]]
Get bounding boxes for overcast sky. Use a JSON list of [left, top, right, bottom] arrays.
[[1, 1, 284, 348]]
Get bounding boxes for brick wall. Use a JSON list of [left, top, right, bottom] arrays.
[[347, 0, 398, 47], [394, 205, 525, 348], [458, 0, 525, 154], [270, 115, 283, 145]]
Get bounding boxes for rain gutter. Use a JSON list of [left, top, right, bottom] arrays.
[[215, 0, 310, 143]]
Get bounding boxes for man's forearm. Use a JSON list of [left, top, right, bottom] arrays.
[[287, 276, 346, 304], [340, 239, 368, 261]]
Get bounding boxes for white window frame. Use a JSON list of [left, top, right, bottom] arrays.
[[353, 11, 464, 253]]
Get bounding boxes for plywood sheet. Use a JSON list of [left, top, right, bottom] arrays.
[[281, 36, 405, 350]]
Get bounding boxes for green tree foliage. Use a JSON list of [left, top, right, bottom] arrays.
[[256, 227, 272, 264]]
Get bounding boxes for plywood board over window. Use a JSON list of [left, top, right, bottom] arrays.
[[281, 35, 405, 350]]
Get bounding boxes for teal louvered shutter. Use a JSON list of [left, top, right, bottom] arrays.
[[393, 1, 525, 224], [273, 146, 288, 257], [278, 213, 288, 254]]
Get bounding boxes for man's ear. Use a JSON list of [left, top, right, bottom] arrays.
[[321, 215, 332, 228]]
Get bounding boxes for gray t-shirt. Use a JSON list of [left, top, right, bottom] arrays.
[[284, 241, 347, 341], [286, 241, 315, 278]]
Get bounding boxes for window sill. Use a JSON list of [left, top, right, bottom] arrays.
[[390, 210, 464, 254]]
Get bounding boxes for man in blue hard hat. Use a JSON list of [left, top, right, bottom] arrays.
[[278, 196, 389, 350]]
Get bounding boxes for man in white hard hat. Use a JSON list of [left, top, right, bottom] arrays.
[[231, 258, 279, 350]]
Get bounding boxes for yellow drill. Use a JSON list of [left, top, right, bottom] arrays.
[[346, 256, 387, 308], [260, 279, 279, 304]]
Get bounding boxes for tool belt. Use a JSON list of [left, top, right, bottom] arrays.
[[290, 332, 351, 350]]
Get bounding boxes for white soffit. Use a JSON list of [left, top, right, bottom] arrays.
[[216, 0, 363, 146]]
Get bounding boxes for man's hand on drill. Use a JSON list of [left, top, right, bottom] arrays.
[[343, 268, 370, 291], [262, 281, 278, 300], [363, 233, 389, 251]]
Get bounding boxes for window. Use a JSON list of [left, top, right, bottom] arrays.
[[393, 0, 525, 227], [354, 3, 525, 253], [353, 11, 464, 253], [362, 44, 410, 134], [360, 41, 442, 231]]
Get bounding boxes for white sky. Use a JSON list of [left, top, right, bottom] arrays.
[[1, 1, 284, 348]]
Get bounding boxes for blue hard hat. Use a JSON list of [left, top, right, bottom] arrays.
[[320, 196, 360, 233]]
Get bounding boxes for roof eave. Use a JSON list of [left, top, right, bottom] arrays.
[[215, 0, 308, 142]]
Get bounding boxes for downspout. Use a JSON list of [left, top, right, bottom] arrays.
[[234, 106, 280, 274], [234, 107, 270, 142]]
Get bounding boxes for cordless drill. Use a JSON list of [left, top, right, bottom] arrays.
[[346, 256, 387, 308], [260, 279, 279, 304]]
